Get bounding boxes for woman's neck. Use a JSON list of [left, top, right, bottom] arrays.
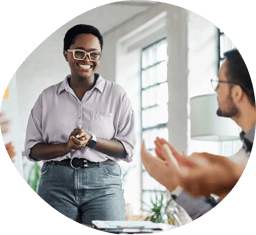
[[69, 73, 97, 100], [70, 73, 95, 90]]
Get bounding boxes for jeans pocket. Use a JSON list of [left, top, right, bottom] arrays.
[[102, 163, 122, 178], [40, 163, 50, 175]]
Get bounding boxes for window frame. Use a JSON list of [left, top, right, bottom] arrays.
[[140, 38, 168, 210], [217, 28, 242, 157]]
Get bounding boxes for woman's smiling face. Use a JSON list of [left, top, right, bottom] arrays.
[[64, 33, 101, 80]]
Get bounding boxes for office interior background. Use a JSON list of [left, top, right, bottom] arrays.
[[2, 1, 242, 218]]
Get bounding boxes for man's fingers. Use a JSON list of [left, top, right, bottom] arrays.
[[165, 141, 181, 157], [141, 140, 146, 153], [154, 139, 166, 160], [155, 147, 166, 161], [157, 138, 168, 149], [158, 138, 183, 160], [154, 139, 161, 150], [141, 140, 152, 163], [168, 148, 194, 168], [161, 144, 180, 169], [141, 141, 165, 163], [156, 139, 194, 168]]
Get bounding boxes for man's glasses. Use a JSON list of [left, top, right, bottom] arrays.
[[211, 78, 251, 95], [210, 78, 240, 90], [67, 49, 101, 61]]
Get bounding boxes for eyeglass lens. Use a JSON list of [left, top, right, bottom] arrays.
[[74, 50, 100, 61], [211, 80, 219, 90], [74, 51, 85, 60]]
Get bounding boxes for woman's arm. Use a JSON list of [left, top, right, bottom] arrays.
[[93, 138, 126, 158], [30, 129, 126, 161], [75, 129, 126, 158], [30, 129, 90, 161], [30, 142, 71, 161]]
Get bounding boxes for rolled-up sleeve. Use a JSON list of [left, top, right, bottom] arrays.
[[22, 95, 43, 162], [114, 93, 135, 162]]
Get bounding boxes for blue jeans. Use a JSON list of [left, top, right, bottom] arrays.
[[37, 161, 125, 225]]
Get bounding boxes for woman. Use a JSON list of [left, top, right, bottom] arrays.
[[22, 24, 135, 225]]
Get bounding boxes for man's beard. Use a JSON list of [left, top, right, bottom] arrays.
[[217, 91, 239, 118]]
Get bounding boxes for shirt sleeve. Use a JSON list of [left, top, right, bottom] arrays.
[[22, 94, 44, 162], [175, 191, 216, 220], [113, 92, 135, 163]]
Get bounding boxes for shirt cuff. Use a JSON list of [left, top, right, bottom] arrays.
[[114, 138, 133, 163], [22, 141, 42, 162]]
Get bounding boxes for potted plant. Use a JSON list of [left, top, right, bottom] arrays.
[[143, 190, 172, 223], [27, 163, 41, 192]]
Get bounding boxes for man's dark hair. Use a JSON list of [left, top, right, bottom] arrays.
[[63, 24, 103, 51], [224, 49, 255, 106]]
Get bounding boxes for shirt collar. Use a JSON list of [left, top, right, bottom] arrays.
[[93, 74, 105, 93], [57, 74, 105, 95], [57, 75, 70, 95], [240, 125, 255, 153], [240, 125, 255, 143]]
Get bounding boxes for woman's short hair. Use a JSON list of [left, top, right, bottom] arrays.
[[224, 49, 255, 106], [63, 24, 103, 51]]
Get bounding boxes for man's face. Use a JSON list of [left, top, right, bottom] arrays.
[[216, 60, 239, 118]]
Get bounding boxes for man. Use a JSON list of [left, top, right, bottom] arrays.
[[141, 49, 256, 219]]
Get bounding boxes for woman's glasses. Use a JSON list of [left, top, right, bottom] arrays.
[[67, 49, 101, 61]]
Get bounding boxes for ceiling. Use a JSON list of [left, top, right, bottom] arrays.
[[63, 1, 159, 36]]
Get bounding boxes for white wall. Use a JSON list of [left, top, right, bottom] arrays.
[[187, 10, 219, 155], [16, 24, 72, 146], [186, 11, 241, 155], [165, 6, 188, 154]]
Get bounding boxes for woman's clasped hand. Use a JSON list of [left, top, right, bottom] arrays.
[[68, 128, 91, 150]]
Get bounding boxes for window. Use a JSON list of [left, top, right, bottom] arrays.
[[217, 29, 235, 71], [217, 28, 242, 156], [140, 38, 169, 209]]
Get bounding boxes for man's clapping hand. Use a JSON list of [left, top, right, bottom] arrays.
[[141, 137, 244, 199]]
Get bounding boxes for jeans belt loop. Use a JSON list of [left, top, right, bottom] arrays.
[[83, 159, 88, 168]]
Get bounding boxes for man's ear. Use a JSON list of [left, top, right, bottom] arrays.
[[232, 85, 243, 103], [63, 51, 68, 62]]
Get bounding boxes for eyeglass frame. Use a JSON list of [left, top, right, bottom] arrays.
[[66, 49, 101, 61], [210, 79, 236, 90], [210, 78, 249, 94]]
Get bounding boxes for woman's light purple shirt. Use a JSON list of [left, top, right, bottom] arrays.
[[22, 75, 135, 163]]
